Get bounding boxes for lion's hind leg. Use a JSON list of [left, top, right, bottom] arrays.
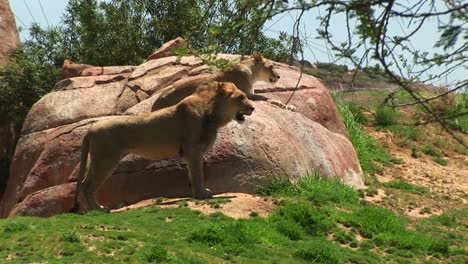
[[81, 150, 120, 212]]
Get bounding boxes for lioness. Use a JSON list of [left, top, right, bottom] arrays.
[[152, 52, 295, 111], [73, 82, 255, 212]]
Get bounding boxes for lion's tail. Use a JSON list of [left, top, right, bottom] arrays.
[[71, 133, 90, 213]]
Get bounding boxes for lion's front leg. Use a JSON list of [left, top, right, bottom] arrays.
[[185, 149, 212, 199], [247, 94, 296, 111]]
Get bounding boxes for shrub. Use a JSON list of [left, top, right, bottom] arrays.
[[144, 246, 169, 263], [375, 105, 398, 127], [346, 102, 369, 124], [257, 178, 300, 197], [299, 176, 359, 205], [188, 221, 258, 254], [273, 203, 334, 237], [432, 156, 448, 166], [384, 180, 428, 194], [344, 206, 405, 238], [411, 145, 421, 158], [3, 221, 28, 233], [422, 145, 443, 157], [294, 238, 343, 263], [62, 228, 80, 242], [271, 217, 303, 240]]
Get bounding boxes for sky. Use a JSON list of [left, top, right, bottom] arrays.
[[9, 0, 465, 85]]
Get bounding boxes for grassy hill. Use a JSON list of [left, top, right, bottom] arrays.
[[0, 175, 466, 263]]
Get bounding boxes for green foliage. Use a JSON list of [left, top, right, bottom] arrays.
[[294, 239, 344, 263], [62, 228, 80, 243], [345, 102, 369, 124], [258, 175, 359, 205], [422, 145, 443, 157], [343, 206, 406, 238], [337, 101, 398, 173], [188, 221, 258, 255], [411, 145, 422, 158], [271, 217, 303, 240], [257, 178, 300, 197], [299, 176, 359, 205], [375, 105, 399, 127], [272, 203, 335, 237], [143, 245, 169, 263], [384, 180, 428, 194], [387, 125, 423, 143], [432, 156, 448, 166], [3, 221, 28, 233], [0, 38, 62, 127], [333, 230, 358, 247], [60, 0, 294, 65], [0, 176, 464, 263], [316, 62, 348, 73], [374, 232, 449, 254]]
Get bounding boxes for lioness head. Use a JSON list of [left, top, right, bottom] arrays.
[[216, 82, 255, 122], [252, 52, 280, 83]]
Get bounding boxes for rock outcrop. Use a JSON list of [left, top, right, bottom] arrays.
[[0, 40, 364, 218]]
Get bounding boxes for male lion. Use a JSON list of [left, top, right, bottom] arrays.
[[152, 52, 295, 111], [73, 82, 255, 212]]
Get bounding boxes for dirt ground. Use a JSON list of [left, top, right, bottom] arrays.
[[113, 193, 278, 219], [368, 129, 467, 201], [364, 128, 467, 218]]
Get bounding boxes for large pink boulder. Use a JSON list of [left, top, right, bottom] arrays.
[[0, 45, 363, 218]]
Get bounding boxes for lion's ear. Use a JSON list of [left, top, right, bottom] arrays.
[[253, 51, 264, 63], [217, 82, 235, 96]]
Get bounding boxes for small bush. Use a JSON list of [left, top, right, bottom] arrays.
[[316, 62, 348, 73], [346, 102, 369, 124], [188, 221, 258, 254], [144, 246, 169, 263], [424, 213, 459, 228], [274, 203, 335, 237], [3, 221, 29, 233], [62, 228, 80, 242], [271, 217, 303, 240], [411, 145, 421, 158], [294, 238, 343, 263], [299, 176, 359, 205], [432, 156, 448, 166], [374, 232, 449, 254], [422, 145, 443, 157], [375, 105, 399, 127], [384, 180, 428, 194], [257, 178, 300, 196], [388, 125, 423, 142], [344, 206, 405, 238], [334, 230, 358, 245]]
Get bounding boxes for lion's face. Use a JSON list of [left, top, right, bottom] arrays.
[[217, 82, 255, 122], [252, 53, 281, 83]]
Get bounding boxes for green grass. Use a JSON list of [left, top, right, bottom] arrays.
[[422, 145, 443, 157], [384, 180, 429, 194], [337, 101, 399, 174], [0, 176, 465, 263], [375, 105, 399, 127], [432, 156, 449, 166]]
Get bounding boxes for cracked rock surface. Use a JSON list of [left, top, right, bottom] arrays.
[[1, 52, 363, 217]]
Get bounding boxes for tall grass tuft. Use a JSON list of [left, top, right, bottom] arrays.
[[337, 101, 397, 173], [375, 105, 398, 127]]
